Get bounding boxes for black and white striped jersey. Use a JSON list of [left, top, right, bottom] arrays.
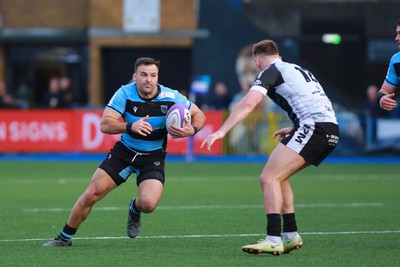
[[251, 59, 338, 126]]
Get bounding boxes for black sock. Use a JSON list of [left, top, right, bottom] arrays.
[[130, 198, 141, 215], [283, 213, 298, 232], [58, 224, 77, 241], [266, 213, 282, 237]]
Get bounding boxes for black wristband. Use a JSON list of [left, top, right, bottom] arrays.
[[377, 91, 386, 105], [126, 122, 133, 134], [192, 126, 198, 136]]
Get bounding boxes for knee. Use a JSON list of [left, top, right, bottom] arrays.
[[259, 173, 271, 187], [138, 199, 157, 213], [81, 187, 103, 206], [80, 193, 96, 207], [259, 173, 279, 189]]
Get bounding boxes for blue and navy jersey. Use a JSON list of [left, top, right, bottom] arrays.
[[106, 82, 192, 152], [385, 51, 400, 87]]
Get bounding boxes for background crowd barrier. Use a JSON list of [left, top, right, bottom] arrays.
[[0, 110, 222, 155], [1, 109, 399, 156]]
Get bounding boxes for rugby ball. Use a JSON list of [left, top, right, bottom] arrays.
[[165, 103, 191, 133]]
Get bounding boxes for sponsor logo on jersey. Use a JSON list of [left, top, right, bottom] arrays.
[[161, 105, 168, 113], [254, 79, 262, 85], [159, 92, 175, 99]]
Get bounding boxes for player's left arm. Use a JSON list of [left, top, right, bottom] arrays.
[[273, 126, 293, 141], [189, 103, 206, 134], [169, 103, 206, 137]]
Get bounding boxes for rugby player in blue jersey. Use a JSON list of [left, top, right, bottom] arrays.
[[43, 57, 206, 247], [377, 19, 400, 111]]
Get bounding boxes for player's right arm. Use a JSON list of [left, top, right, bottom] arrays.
[[201, 90, 264, 150], [100, 109, 152, 136], [100, 108, 126, 134], [102, 84, 153, 136]]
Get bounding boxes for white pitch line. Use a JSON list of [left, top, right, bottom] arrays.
[[1, 173, 398, 185], [295, 202, 383, 208], [1, 230, 400, 243], [23, 202, 383, 212], [317, 174, 400, 180]]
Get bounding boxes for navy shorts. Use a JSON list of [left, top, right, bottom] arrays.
[[281, 122, 339, 166], [99, 141, 167, 186]]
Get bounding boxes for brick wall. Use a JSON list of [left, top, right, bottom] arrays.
[[0, 0, 198, 104], [1, 0, 88, 28], [1, 0, 196, 30]]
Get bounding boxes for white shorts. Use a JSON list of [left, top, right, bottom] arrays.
[[281, 122, 339, 166]]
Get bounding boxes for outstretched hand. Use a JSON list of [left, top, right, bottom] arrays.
[[201, 131, 224, 151]]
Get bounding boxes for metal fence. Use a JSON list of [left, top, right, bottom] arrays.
[[223, 109, 400, 157]]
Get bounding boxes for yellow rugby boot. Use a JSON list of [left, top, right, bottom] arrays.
[[283, 233, 303, 254], [242, 239, 283, 256]]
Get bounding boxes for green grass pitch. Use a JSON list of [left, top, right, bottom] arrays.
[[0, 160, 399, 266]]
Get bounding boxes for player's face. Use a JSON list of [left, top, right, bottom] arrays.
[[396, 25, 400, 49], [134, 64, 159, 98]]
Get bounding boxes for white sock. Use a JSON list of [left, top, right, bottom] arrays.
[[266, 235, 282, 243], [283, 231, 298, 240]]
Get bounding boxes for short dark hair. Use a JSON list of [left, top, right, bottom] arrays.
[[134, 57, 161, 72], [252, 40, 279, 57]]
